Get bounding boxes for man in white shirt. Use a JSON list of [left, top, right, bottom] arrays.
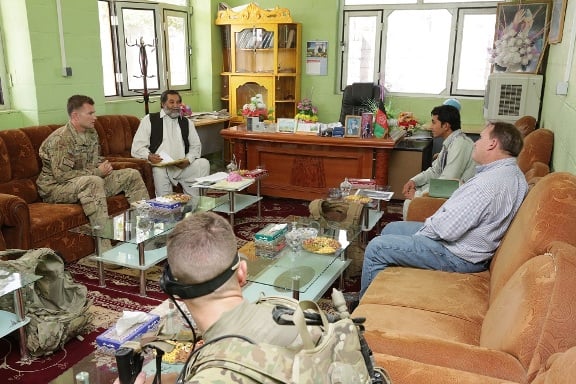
[[361, 122, 528, 297], [131, 90, 210, 197]]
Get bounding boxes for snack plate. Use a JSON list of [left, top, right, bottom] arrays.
[[302, 237, 341, 255]]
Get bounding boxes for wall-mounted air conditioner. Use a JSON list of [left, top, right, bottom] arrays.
[[483, 73, 543, 124]]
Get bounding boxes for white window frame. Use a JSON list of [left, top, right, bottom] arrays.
[[451, 7, 497, 96], [99, 0, 190, 98], [339, 0, 497, 97], [341, 10, 383, 91]]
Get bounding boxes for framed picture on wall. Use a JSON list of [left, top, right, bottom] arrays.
[[549, 0, 567, 43], [492, 1, 550, 74], [344, 115, 362, 137]]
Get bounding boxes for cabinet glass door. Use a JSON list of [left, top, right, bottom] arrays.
[[230, 77, 274, 118], [278, 24, 298, 73], [234, 26, 275, 73]]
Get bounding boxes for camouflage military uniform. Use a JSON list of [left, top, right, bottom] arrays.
[[185, 300, 311, 383], [37, 122, 149, 226]]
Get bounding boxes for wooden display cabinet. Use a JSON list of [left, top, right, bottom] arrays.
[[216, 3, 301, 120]]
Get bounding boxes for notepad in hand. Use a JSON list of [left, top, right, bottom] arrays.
[[429, 179, 460, 198]]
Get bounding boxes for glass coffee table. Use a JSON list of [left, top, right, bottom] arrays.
[[70, 196, 209, 296], [0, 270, 41, 360], [240, 218, 359, 302]]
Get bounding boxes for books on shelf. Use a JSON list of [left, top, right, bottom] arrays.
[[237, 29, 274, 49]]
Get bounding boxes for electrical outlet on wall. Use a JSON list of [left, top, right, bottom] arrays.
[[556, 81, 569, 95]]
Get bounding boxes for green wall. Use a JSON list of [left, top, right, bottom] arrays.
[[0, 0, 574, 173], [539, 0, 576, 174]]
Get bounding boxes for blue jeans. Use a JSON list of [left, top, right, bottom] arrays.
[[360, 221, 489, 297]]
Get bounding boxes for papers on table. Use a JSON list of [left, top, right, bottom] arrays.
[[356, 189, 394, 201], [195, 172, 228, 183]]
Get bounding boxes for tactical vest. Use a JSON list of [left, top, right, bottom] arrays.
[[149, 112, 190, 154]]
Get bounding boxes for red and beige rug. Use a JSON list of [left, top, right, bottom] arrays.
[[0, 197, 402, 383]]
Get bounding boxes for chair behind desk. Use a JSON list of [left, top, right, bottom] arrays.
[[339, 83, 381, 125]]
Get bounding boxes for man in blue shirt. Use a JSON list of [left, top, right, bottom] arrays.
[[361, 121, 528, 297]]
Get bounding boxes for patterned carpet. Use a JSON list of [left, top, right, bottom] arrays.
[[0, 197, 402, 383]]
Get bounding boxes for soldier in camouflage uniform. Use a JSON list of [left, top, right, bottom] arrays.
[[37, 95, 149, 231], [114, 212, 314, 384]]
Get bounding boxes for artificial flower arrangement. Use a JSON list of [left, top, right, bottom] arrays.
[[295, 98, 319, 122], [180, 104, 192, 117], [242, 94, 269, 119], [397, 112, 421, 132]]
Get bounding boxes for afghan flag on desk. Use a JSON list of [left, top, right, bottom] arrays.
[[373, 99, 389, 138]]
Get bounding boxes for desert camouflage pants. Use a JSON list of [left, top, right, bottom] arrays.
[[42, 168, 149, 227]]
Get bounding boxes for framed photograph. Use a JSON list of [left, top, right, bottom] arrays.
[[549, 0, 567, 44], [344, 115, 362, 137], [492, 1, 550, 74], [276, 118, 296, 133], [295, 121, 320, 135]]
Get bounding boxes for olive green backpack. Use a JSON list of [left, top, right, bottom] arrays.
[[182, 292, 391, 384], [0, 248, 93, 356], [308, 199, 364, 229]]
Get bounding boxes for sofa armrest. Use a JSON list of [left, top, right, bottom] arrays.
[[405, 196, 446, 222], [0, 193, 32, 250]]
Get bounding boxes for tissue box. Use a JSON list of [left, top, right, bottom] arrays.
[[254, 223, 288, 242], [96, 313, 160, 354]]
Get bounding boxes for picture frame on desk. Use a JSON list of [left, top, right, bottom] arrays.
[[344, 115, 362, 137], [277, 118, 296, 133], [295, 121, 320, 135]]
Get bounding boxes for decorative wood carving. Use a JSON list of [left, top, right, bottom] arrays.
[[215, 2, 293, 25]]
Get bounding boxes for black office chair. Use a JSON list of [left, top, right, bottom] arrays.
[[339, 83, 381, 125]]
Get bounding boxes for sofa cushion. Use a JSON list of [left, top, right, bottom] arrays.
[[0, 130, 40, 203], [21, 125, 60, 170], [360, 267, 490, 324], [373, 353, 519, 384], [481, 242, 576, 383], [531, 346, 576, 384], [363, 329, 526, 382], [95, 115, 141, 157], [354, 303, 482, 345], [517, 129, 553, 174], [489, 172, 576, 303], [28, 195, 129, 244]]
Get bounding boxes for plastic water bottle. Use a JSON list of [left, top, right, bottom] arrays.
[[340, 177, 352, 197], [75, 371, 90, 384]]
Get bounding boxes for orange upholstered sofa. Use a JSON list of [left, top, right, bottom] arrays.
[[353, 172, 576, 383], [0, 115, 154, 263]]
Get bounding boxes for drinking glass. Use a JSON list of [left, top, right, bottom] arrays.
[[285, 224, 303, 259]]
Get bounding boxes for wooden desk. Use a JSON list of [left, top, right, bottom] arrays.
[[220, 126, 400, 200], [190, 116, 230, 156], [388, 139, 433, 200]]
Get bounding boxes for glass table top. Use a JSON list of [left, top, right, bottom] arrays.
[[0, 269, 41, 297], [69, 195, 213, 245], [243, 216, 359, 294]]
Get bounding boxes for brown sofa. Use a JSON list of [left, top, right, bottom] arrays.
[[353, 172, 576, 383], [0, 115, 154, 263]]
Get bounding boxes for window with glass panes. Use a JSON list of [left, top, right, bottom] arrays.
[[340, 0, 498, 97], [98, 0, 190, 97]]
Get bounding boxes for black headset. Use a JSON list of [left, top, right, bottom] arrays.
[[159, 254, 240, 299]]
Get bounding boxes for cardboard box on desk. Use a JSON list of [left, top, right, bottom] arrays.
[[96, 313, 160, 354]]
